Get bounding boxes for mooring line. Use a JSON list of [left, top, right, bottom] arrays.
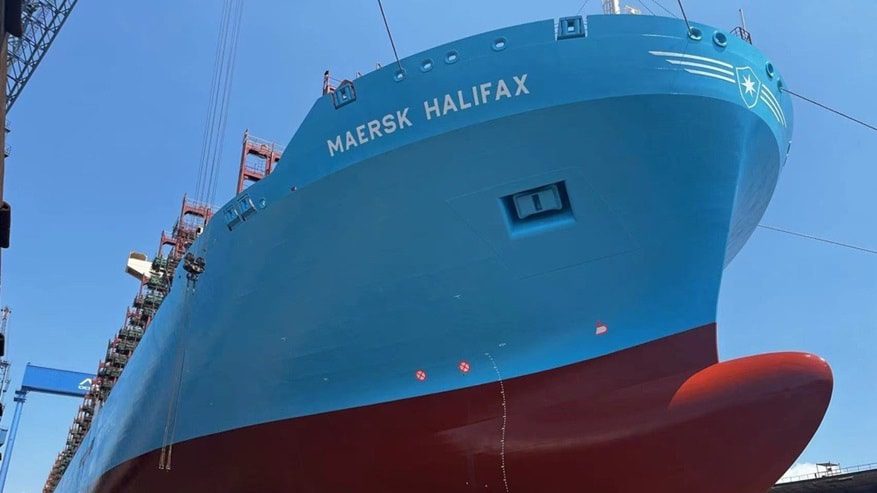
[[759, 224, 877, 255]]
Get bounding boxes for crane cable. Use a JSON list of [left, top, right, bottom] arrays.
[[650, 0, 678, 18], [195, 0, 234, 203], [194, 0, 245, 206], [206, 0, 244, 206], [636, 0, 657, 16]]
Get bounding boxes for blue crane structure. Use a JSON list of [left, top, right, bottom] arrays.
[[0, 363, 94, 493]]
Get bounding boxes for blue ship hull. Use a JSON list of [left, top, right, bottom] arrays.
[[54, 14, 831, 493]]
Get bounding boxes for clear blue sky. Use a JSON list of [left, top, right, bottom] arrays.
[[1, 0, 875, 491]]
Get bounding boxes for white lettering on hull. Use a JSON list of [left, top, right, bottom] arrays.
[[327, 108, 412, 157], [327, 74, 529, 157]]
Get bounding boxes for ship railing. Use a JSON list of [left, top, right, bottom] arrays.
[[181, 196, 214, 211], [776, 462, 877, 484], [175, 219, 204, 234], [246, 134, 284, 152], [731, 26, 752, 44]]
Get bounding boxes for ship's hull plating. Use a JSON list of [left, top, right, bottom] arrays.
[[56, 14, 830, 493], [96, 325, 831, 493]]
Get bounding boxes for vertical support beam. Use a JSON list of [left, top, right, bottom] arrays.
[[1, 0, 9, 279], [0, 390, 27, 493], [1, 0, 8, 202]]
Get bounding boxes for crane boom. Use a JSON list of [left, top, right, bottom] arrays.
[[5, 0, 78, 112]]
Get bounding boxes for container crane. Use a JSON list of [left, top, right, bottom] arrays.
[[5, 0, 78, 112], [1, 0, 78, 281]]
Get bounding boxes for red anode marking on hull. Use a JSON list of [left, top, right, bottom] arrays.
[[94, 324, 832, 493]]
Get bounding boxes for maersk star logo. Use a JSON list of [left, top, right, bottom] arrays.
[[648, 51, 786, 127], [741, 75, 756, 94], [735, 66, 762, 109]]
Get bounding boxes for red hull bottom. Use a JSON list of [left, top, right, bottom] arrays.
[[97, 324, 832, 493]]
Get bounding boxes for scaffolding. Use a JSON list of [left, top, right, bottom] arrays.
[[43, 130, 283, 491], [236, 130, 282, 194], [42, 195, 214, 492]]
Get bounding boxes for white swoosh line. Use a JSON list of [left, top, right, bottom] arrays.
[[759, 93, 784, 125], [759, 94, 782, 125], [759, 90, 785, 126], [665, 59, 735, 76], [650, 49, 786, 126], [649, 50, 733, 68], [759, 94, 786, 127], [684, 68, 736, 84], [761, 86, 786, 125]]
